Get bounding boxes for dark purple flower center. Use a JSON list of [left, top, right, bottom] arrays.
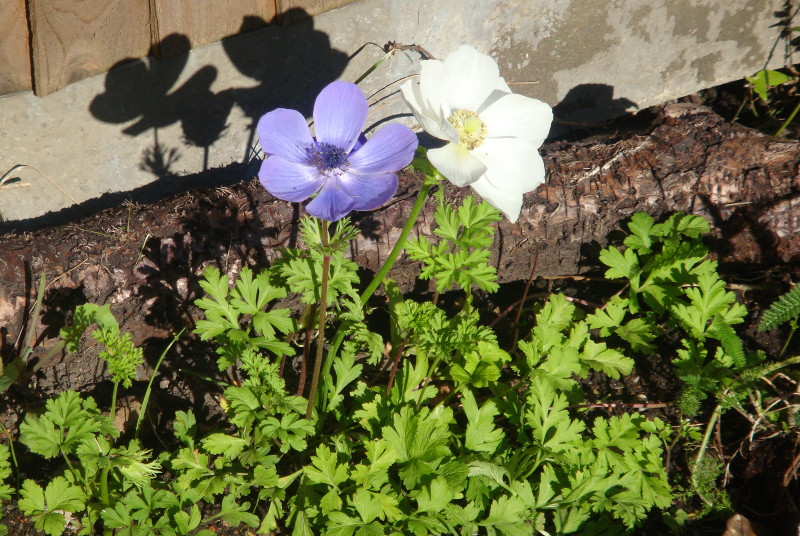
[[314, 142, 349, 171]]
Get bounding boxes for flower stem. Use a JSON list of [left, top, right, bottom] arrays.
[[306, 220, 331, 420], [316, 179, 435, 417], [109, 380, 119, 424], [359, 181, 434, 305], [136, 329, 183, 439]]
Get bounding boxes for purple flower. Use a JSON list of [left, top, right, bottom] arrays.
[[257, 81, 419, 221]]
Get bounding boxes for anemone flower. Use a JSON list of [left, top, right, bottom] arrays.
[[401, 45, 552, 222], [257, 81, 418, 221]]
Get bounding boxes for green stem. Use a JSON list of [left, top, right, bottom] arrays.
[[306, 220, 331, 420], [0, 425, 20, 494], [779, 320, 796, 359], [62, 453, 87, 494], [109, 381, 119, 424], [317, 180, 435, 414], [360, 181, 434, 305], [775, 99, 800, 137], [136, 329, 183, 439], [417, 353, 442, 411], [100, 465, 111, 507], [690, 400, 722, 505], [691, 354, 800, 497]]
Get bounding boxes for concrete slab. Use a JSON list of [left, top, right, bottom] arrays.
[[0, 0, 788, 229]]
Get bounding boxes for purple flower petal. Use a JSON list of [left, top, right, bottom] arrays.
[[259, 156, 323, 202], [348, 124, 418, 174], [306, 179, 355, 221], [339, 170, 399, 211], [313, 81, 368, 152], [257, 109, 315, 164]]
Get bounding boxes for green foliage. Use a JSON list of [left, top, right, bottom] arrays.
[[0, 442, 11, 535], [758, 284, 800, 331], [62, 303, 143, 388], [271, 216, 362, 306], [20, 390, 116, 459], [19, 477, 85, 536], [594, 212, 787, 514], [746, 69, 793, 102], [194, 266, 295, 372], [15, 201, 781, 534], [407, 194, 502, 293], [596, 212, 758, 407]]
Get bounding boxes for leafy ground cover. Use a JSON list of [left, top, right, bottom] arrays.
[[1, 79, 800, 535]]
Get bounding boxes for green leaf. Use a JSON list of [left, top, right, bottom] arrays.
[[202, 434, 248, 459], [293, 510, 314, 536], [746, 69, 792, 101], [415, 476, 461, 514], [219, 495, 259, 527], [525, 379, 585, 453], [173, 410, 197, 448], [468, 461, 511, 492], [579, 340, 634, 379], [173, 505, 201, 534], [586, 297, 628, 336], [451, 341, 510, 388], [327, 351, 364, 412], [19, 477, 85, 536], [481, 495, 528, 535], [20, 391, 112, 459], [624, 212, 655, 253], [758, 284, 800, 331], [305, 445, 349, 488], [18, 480, 45, 514], [599, 246, 639, 282], [351, 439, 399, 489], [352, 488, 383, 523], [616, 317, 658, 353], [462, 390, 504, 453]]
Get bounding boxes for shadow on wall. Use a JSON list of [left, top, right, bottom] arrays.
[[0, 9, 349, 235], [550, 83, 639, 140], [89, 8, 349, 178]]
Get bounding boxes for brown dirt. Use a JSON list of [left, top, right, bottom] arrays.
[[1, 101, 800, 534]]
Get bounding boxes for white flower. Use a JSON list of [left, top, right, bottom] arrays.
[[401, 45, 553, 222]]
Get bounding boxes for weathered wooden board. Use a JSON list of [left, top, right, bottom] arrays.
[[152, 0, 277, 58], [276, 0, 359, 23], [28, 0, 152, 96], [0, 0, 33, 94]]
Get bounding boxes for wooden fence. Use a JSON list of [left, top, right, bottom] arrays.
[[0, 0, 355, 97]]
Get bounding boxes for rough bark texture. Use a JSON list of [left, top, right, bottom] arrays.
[[1, 103, 799, 396]]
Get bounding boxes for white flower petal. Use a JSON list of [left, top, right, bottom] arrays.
[[442, 46, 501, 112], [418, 59, 451, 120], [474, 137, 546, 194], [470, 176, 524, 223], [401, 78, 452, 141], [495, 77, 512, 93], [481, 93, 553, 148], [428, 142, 487, 187]]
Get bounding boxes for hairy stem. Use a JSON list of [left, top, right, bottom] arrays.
[[306, 220, 330, 420]]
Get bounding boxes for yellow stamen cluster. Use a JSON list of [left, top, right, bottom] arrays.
[[447, 109, 486, 150]]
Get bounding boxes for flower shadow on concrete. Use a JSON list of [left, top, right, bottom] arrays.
[[89, 9, 349, 181]]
